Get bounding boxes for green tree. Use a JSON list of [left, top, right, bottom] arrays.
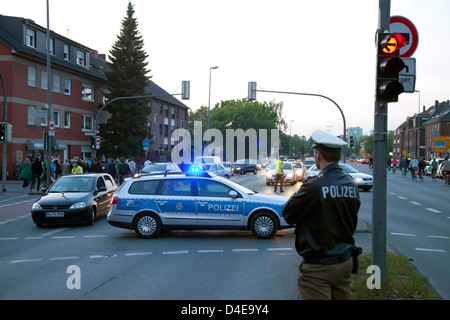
[[98, 1, 151, 158]]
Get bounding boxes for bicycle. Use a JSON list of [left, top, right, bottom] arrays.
[[401, 167, 407, 178], [431, 169, 437, 181], [418, 168, 424, 182], [444, 172, 450, 187]]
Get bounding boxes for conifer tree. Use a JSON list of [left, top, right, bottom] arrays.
[[99, 1, 151, 158]]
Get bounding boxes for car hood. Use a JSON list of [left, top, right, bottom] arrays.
[[247, 192, 287, 205], [348, 172, 372, 179], [36, 192, 92, 205]]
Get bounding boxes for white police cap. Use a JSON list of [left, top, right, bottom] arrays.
[[311, 130, 347, 154]]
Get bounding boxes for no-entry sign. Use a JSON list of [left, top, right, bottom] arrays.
[[390, 16, 419, 57]]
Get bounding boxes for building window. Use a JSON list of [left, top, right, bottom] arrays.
[[46, 38, 55, 55], [154, 114, 158, 124], [28, 106, 47, 126], [28, 66, 36, 87], [53, 74, 61, 93], [81, 84, 94, 101], [53, 110, 60, 127], [64, 78, 71, 95], [41, 71, 48, 90], [25, 28, 36, 48], [64, 111, 71, 128], [76, 50, 86, 66], [64, 44, 70, 61], [82, 114, 93, 131]]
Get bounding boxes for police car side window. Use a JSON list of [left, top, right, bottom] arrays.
[[197, 180, 235, 198], [160, 179, 192, 196], [129, 180, 160, 195]]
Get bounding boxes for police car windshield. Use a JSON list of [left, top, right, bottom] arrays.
[[142, 163, 167, 172]]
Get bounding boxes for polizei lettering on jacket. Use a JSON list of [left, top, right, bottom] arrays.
[[322, 185, 357, 199]]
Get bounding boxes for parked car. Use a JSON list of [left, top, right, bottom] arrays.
[[305, 163, 373, 191], [140, 162, 182, 176], [31, 173, 118, 227], [199, 163, 231, 179], [265, 162, 297, 185], [231, 159, 258, 175]]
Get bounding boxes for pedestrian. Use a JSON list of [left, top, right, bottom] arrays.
[[62, 159, 71, 175], [71, 159, 84, 174], [19, 158, 32, 188], [118, 157, 131, 185], [53, 159, 62, 179], [90, 158, 102, 173], [282, 130, 361, 300], [107, 157, 117, 181], [128, 157, 136, 176], [274, 155, 284, 193], [30, 156, 44, 192]]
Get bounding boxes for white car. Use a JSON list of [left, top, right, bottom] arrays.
[[199, 163, 231, 179], [265, 162, 297, 186], [305, 163, 373, 191]]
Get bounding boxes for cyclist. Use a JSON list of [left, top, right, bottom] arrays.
[[400, 157, 408, 177], [409, 157, 419, 180], [392, 158, 398, 173], [430, 158, 438, 180], [418, 157, 426, 181]]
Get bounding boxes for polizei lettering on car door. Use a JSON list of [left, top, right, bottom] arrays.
[[207, 204, 239, 212]]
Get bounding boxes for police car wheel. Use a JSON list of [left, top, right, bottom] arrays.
[[134, 213, 161, 239], [250, 212, 278, 239]]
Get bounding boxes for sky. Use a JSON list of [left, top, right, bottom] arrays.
[[2, 0, 450, 139]]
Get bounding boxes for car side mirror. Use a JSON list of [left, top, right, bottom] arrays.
[[98, 186, 107, 192], [229, 190, 239, 198]]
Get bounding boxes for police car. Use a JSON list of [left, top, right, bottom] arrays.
[[107, 166, 293, 239]]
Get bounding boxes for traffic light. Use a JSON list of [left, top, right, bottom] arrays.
[[248, 82, 257, 101], [349, 136, 355, 149], [0, 122, 5, 142], [376, 33, 407, 102], [90, 136, 95, 149]]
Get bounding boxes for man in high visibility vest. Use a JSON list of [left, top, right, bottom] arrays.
[[274, 156, 284, 193], [71, 159, 84, 174]]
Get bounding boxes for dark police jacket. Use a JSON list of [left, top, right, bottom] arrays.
[[282, 162, 360, 264]]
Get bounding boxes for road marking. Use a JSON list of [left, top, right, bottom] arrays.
[[197, 249, 224, 253], [425, 208, 442, 213], [427, 235, 450, 239], [125, 252, 153, 256], [50, 256, 79, 261], [397, 196, 407, 199], [267, 247, 294, 251], [25, 237, 44, 240], [409, 201, 422, 205], [391, 232, 415, 237], [90, 254, 117, 259], [83, 235, 107, 238], [0, 237, 18, 241], [232, 248, 259, 252], [10, 258, 43, 263], [40, 228, 69, 237], [415, 248, 446, 253], [163, 250, 189, 255], [51, 236, 75, 239]]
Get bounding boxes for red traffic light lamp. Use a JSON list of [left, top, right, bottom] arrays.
[[376, 33, 407, 102]]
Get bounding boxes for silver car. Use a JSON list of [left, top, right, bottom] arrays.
[[107, 168, 293, 239]]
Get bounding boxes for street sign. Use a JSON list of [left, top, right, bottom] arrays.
[[48, 119, 55, 136], [399, 57, 416, 92], [390, 16, 419, 58], [142, 138, 150, 151], [95, 136, 101, 150]]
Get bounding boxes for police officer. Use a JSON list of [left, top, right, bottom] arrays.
[[274, 155, 284, 193], [282, 130, 361, 300]]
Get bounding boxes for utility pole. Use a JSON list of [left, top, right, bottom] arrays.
[[372, 0, 391, 284]]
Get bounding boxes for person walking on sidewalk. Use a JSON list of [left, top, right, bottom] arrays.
[[282, 130, 361, 300], [19, 158, 32, 188], [274, 156, 284, 193], [30, 156, 44, 192]]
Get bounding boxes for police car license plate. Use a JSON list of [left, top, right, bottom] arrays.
[[45, 212, 64, 217]]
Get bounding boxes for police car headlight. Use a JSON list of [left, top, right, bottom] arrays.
[[70, 202, 86, 209]]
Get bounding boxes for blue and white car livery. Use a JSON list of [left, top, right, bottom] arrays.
[[107, 167, 293, 239]]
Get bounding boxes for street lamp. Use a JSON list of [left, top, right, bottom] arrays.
[[289, 120, 294, 157], [207, 66, 218, 133]]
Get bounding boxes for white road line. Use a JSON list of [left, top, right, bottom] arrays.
[[90, 254, 117, 259], [125, 252, 153, 256], [25, 237, 44, 240], [50, 256, 79, 261], [163, 250, 189, 255], [391, 232, 415, 237], [197, 249, 224, 253], [83, 235, 107, 238], [427, 235, 450, 239], [425, 208, 442, 213], [232, 248, 259, 252], [267, 248, 294, 251], [51, 236, 75, 239], [0, 237, 18, 240], [415, 248, 446, 253], [409, 201, 422, 205], [40, 228, 69, 237], [10, 258, 43, 263], [397, 196, 407, 199]]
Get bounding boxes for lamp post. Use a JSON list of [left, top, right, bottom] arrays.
[[207, 66, 218, 134], [289, 120, 294, 157]]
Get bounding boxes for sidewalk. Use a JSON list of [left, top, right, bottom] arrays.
[[0, 180, 45, 200]]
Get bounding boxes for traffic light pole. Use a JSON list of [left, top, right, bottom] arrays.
[[372, 0, 391, 285]]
